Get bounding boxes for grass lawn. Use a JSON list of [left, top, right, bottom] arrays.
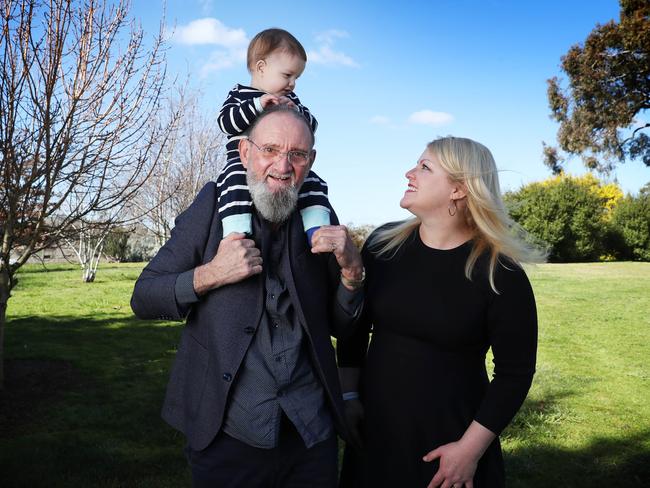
[[503, 262, 650, 487], [1, 262, 649, 487], [1, 264, 189, 487]]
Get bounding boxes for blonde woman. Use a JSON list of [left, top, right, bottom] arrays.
[[338, 137, 541, 488]]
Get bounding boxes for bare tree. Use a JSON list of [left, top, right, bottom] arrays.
[[63, 219, 108, 282], [0, 0, 174, 387], [134, 86, 227, 247]]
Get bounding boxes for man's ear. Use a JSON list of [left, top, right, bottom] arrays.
[[238, 139, 250, 169], [308, 149, 316, 170]]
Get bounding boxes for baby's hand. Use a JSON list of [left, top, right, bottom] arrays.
[[276, 96, 297, 109], [260, 94, 280, 109]]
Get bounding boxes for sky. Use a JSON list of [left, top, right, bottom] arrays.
[[132, 0, 648, 226]]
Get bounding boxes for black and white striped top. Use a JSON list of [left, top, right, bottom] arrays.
[[218, 83, 318, 164]]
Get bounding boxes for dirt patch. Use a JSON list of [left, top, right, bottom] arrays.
[[0, 359, 81, 437]]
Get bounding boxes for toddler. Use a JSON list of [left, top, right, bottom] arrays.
[[217, 28, 330, 243]]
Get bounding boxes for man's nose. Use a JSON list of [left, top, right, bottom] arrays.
[[273, 153, 292, 171]]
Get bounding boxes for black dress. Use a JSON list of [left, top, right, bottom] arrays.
[[338, 227, 537, 488]]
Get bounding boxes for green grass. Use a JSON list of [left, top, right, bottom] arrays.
[[1, 262, 649, 487], [501, 262, 650, 487], [1, 264, 189, 487]]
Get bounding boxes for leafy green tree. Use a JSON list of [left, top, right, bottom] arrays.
[[104, 229, 131, 263], [610, 183, 650, 260], [504, 175, 609, 262], [546, 0, 650, 173]]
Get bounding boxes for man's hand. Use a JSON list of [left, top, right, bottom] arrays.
[[193, 233, 262, 295], [311, 225, 363, 289]]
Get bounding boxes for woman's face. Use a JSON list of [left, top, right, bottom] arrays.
[[400, 149, 457, 218]]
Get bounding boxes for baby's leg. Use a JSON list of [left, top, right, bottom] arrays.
[[216, 161, 253, 236], [298, 171, 331, 245]]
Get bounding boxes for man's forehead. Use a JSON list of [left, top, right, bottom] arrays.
[[251, 113, 312, 146]]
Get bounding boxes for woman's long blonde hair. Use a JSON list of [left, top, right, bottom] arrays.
[[369, 136, 544, 292]]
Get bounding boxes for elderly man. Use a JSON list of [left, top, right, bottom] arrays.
[[131, 105, 364, 487]]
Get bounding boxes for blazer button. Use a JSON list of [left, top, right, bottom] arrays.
[[244, 326, 255, 334], [222, 373, 232, 382]]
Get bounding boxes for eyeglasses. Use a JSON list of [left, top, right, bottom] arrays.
[[246, 139, 312, 167]]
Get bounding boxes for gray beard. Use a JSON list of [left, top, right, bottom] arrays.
[[247, 170, 299, 223]]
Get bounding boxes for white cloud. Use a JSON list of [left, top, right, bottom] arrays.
[[200, 48, 247, 77], [173, 18, 247, 47], [198, 0, 213, 15], [370, 115, 390, 125], [315, 29, 349, 44], [171, 18, 248, 76], [308, 29, 359, 68], [309, 45, 359, 67], [408, 110, 454, 126]]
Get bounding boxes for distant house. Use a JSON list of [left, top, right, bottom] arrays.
[[14, 242, 78, 264], [9, 223, 160, 265]]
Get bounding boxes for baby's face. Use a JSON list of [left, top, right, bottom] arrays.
[[255, 51, 305, 97]]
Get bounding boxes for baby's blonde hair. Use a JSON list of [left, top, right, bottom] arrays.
[[370, 136, 544, 292]]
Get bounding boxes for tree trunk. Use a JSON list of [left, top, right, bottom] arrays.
[[0, 267, 11, 390], [83, 266, 96, 283]]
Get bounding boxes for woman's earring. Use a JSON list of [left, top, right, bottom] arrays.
[[448, 199, 457, 216]]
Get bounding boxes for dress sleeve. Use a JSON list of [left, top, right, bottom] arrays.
[[324, 209, 362, 339], [473, 262, 538, 435], [217, 85, 260, 136], [336, 243, 373, 367]]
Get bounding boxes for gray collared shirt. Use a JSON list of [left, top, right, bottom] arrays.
[[174, 214, 362, 449]]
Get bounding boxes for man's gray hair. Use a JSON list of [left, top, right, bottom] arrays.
[[246, 104, 315, 148]]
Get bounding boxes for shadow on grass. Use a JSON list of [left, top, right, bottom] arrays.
[[502, 390, 649, 487], [1, 314, 190, 487], [506, 429, 650, 487], [3, 315, 649, 487]]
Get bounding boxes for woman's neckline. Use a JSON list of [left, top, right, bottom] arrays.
[[416, 226, 474, 252]]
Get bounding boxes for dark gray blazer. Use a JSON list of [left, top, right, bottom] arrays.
[[130, 182, 355, 450]]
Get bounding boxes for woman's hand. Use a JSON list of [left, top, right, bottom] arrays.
[[422, 421, 496, 488], [422, 440, 479, 488], [343, 398, 364, 449]]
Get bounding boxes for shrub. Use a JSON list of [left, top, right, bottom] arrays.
[[504, 174, 610, 262], [347, 224, 375, 251], [104, 229, 131, 262], [610, 184, 650, 261]]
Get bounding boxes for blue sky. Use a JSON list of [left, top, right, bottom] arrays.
[[133, 0, 648, 226]]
